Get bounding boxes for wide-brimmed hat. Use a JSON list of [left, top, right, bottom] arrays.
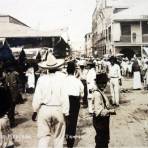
[[38, 53, 64, 69]]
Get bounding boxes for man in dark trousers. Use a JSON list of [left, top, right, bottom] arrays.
[[65, 61, 84, 148]]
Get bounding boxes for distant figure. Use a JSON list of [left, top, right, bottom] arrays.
[[87, 61, 96, 114], [127, 61, 133, 78], [108, 56, 122, 107], [132, 60, 142, 90], [18, 49, 27, 72], [143, 61, 148, 89], [77, 61, 88, 108], [36, 51, 41, 62], [26, 67, 35, 93], [18, 49, 27, 92]]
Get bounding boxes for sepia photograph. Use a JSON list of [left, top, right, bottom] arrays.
[[0, 0, 148, 147]]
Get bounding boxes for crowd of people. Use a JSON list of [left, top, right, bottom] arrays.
[[31, 53, 148, 148], [31, 53, 121, 148], [0, 45, 148, 148]]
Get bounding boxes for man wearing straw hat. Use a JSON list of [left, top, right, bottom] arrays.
[[32, 53, 69, 148]]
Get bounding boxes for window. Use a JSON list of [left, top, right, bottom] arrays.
[[121, 23, 131, 35], [142, 21, 148, 34]]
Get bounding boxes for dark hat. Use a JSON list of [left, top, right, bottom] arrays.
[[67, 61, 76, 74], [109, 56, 117, 62], [87, 60, 95, 66], [96, 73, 108, 85]]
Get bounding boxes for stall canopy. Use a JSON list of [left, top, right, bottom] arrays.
[[0, 21, 70, 58]]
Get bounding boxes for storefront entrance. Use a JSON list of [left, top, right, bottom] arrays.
[[119, 47, 141, 60]]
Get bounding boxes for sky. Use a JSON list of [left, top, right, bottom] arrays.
[[0, 0, 147, 49], [0, 0, 96, 49]]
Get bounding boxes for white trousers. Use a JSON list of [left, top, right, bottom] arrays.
[[37, 106, 65, 148], [110, 78, 120, 105], [133, 71, 142, 89]]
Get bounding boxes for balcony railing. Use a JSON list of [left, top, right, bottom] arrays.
[[120, 35, 131, 42]]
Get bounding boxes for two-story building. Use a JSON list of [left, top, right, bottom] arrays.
[[109, 6, 148, 59], [92, 0, 148, 58], [92, 0, 126, 57]]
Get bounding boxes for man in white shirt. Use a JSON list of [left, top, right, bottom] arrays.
[[77, 61, 88, 108], [65, 61, 84, 148], [86, 61, 96, 114], [32, 53, 69, 148], [108, 56, 122, 107]]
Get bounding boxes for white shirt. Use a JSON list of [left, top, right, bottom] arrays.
[[87, 68, 96, 84], [26, 67, 35, 88], [108, 64, 121, 79], [78, 59, 86, 66], [32, 73, 69, 116], [65, 75, 84, 97], [78, 69, 88, 80]]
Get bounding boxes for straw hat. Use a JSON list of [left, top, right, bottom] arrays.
[[38, 53, 64, 69]]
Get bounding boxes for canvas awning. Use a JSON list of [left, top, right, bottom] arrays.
[[0, 22, 70, 49]]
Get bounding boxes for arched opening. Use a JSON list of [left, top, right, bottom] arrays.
[[120, 48, 135, 60]]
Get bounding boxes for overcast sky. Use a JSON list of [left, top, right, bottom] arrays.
[[0, 0, 147, 49]]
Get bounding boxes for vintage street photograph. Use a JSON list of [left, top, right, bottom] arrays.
[[0, 0, 148, 147]]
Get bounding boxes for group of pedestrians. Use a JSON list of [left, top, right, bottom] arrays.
[[32, 53, 83, 148], [32, 53, 119, 148], [120, 56, 148, 90], [1, 47, 148, 148], [23, 53, 148, 148]]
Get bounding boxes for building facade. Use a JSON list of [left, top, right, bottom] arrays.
[[84, 32, 93, 57], [110, 9, 148, 59], [92, 0, 148, 58], [92, 0, 114, 57]]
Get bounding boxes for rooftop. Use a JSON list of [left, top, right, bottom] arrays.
[[113, 5, 148, 21]]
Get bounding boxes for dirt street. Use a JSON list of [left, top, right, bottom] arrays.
[[13, 78, 148, 148]]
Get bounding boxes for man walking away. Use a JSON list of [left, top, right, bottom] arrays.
[[32, 53, 69, 148], [65, 61, 84, 148]]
